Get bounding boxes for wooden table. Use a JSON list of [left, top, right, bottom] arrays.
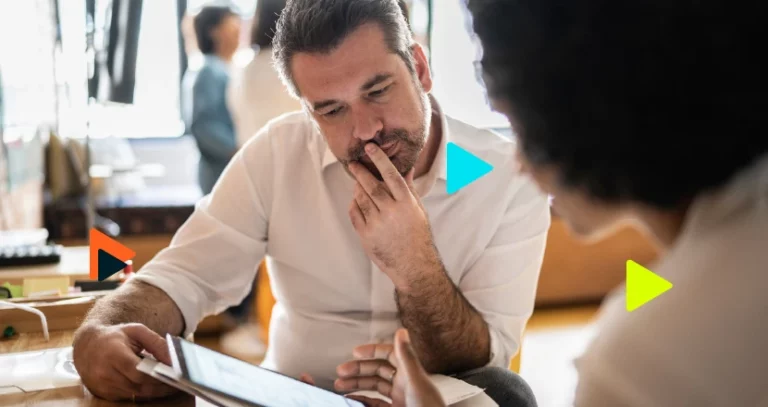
[[0, 330, 194, 407]]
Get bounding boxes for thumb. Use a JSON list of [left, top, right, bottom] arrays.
[[394, 329, 423, 378], [123, 323, 172, 365]]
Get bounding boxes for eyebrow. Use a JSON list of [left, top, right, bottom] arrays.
[[311, 73, 394, 111]]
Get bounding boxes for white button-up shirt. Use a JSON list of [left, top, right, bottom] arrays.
[[135, 103, 550, 390]]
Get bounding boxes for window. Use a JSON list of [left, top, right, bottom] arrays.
[[89, 0, 257, 139], [187, 0, 257, 16], [130, 0, 184, 138], [55, 0, 187, 139], [430, 0, 509, 129]]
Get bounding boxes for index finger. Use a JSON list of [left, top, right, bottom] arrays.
[[364, 143, 409, 200], [122, 323, 171, 365]]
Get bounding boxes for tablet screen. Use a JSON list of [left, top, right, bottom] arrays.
[[178, 339, 364, 407]]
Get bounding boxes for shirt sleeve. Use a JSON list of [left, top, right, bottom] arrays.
[[457, 175, 551, 368], [191, 68, 237, 162], [133, 128, 274, 336]]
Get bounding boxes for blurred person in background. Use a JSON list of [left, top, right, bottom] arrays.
[[189, 5, 264, 356], [220, 1, 297, 359], [190, 5, 240, 195], [227, 0, 300, 148]]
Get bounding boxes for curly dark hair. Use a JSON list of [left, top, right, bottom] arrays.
[[468, 0, 768, 208]]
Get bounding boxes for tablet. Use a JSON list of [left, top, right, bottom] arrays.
[[167, 335, 364, 407]]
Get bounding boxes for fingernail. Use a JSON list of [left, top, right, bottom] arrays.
[[365, 143, 376, 153]]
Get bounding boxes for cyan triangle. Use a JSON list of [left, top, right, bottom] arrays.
[[98, 249, 127, 282], [447, 142, 494, 194]]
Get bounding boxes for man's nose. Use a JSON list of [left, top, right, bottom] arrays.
[[352, 106, 384, 142]]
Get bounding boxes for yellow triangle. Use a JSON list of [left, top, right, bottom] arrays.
[[626, 260, 673, 312]]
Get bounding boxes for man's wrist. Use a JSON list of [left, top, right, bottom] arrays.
[[394, 259, 451, 295]]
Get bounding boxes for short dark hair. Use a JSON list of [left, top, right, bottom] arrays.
[[194, 6, 236, 55], [250, 0, 286, 48], [468, 0, 768, 209], [273, 0, 415, 97]]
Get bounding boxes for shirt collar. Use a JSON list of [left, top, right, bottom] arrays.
[[320, 95, 451, 183]]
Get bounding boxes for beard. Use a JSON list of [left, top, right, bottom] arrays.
[[342, 91, 432, 181], [344, 127, 425, 180]]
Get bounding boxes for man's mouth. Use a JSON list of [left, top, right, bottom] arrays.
[[379, 141, 400, 158]]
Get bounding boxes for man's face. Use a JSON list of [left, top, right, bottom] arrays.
[[291, 23, 432, 180]]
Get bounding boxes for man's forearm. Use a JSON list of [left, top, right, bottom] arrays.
[[81, 280, 185, 336], [395, 267, 491, 374]]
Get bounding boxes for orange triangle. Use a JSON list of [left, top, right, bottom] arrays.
[[89, 229, 136, 280]]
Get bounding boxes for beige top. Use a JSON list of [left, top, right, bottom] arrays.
[[226, 49, 302, 147], [574, 154, 768, 406]]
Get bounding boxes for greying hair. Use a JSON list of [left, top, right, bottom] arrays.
[[272, 0, 415, 97]]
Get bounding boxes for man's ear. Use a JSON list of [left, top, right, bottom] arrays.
[[411, 43, 433, 93]]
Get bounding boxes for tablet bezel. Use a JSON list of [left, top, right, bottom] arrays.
[[166, 334, 190, 380]]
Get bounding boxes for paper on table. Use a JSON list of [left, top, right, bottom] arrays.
[[348, 374, 496, 406], [0, 347, 80, 393]]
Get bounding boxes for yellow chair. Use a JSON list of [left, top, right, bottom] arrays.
[[510, 344, 522, 373], [255, 261, 275, 345]]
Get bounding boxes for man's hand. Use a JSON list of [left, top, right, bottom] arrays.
[[72, 323, 178, 401], [348, 143, 442, 290], [337, 329, 446, 407]]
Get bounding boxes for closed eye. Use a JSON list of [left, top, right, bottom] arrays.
[[369, 85, 391, 98], [323, 106, 345, 117]]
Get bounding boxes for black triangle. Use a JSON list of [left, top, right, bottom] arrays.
[[98, 249, 127, 281]]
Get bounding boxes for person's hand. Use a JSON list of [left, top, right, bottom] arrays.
[[298, 373, 316, 385], [72, 323, 178, 401], [348, 143, 442, 290], [337, 329, 446, 407]]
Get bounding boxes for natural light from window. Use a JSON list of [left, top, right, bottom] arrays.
[[431, 0, 509, 129]]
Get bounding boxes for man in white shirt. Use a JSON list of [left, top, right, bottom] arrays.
[[72, 0, 548, 404]]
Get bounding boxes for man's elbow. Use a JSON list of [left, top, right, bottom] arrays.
[[419, 340, 492, 375]]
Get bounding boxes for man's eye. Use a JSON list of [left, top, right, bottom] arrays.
[[324, 107, 344, 117], [369, 85, 391, 98]]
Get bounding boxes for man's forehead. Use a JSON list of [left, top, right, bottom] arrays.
[[290, 23, 403, 101]]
